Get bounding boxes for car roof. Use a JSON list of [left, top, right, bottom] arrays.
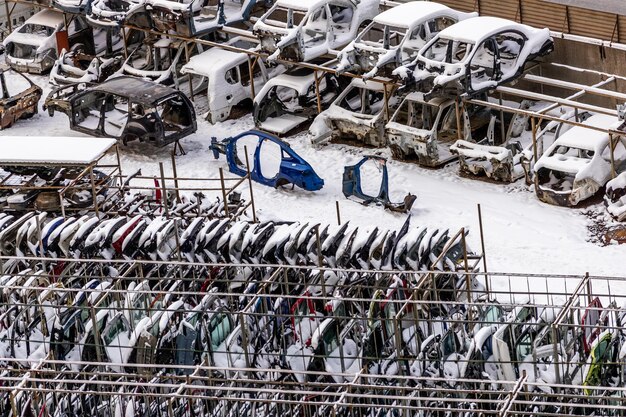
[[554, 113, 619, 151], [374, 2, 453, 29], [26, 9, 64, 28], [275, 0, 325, 11], [90, 76, 180, 104], [438, 16, 539, 44]]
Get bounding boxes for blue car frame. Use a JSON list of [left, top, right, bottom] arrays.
[[211, 130, 324, 191]]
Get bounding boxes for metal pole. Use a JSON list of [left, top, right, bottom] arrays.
[[115, 144, 123, 191], [243, 145, 257, 223], [315, 226, 323, 268], [461, 229, 472, 310], [170, 151, 181, 204], [314, 70, 322, 115], [609, 133, 616, 179], [159, 162, 169, 216], [186, 42, 194, 102], [455, 99, 462, 140], [335, 201, 341, 225], [499, 93, 506, 142], [531, 117, 538, 163], [4, 0, 12, 33], [219, 168, 230, 218], [247, 56, 257, 99], [477, 204, 489, 294], [383, 83, 390, 122], [90, 166, 99, 217]]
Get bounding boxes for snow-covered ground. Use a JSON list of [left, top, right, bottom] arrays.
[[2, 73, 623, 279]]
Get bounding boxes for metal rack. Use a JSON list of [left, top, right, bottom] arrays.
[[0, 258, 624, 415]]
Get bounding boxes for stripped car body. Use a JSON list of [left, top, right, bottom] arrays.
[[343, 155, 415, 212], [3, 10, 93, 74], [0, 69, 42, 129], [310, 78, 397, 147], [534, 113, 626, 207], [116, 36, 187, 86], [394, 16, 553, 97], [125, 0, 268, 37], [605, 172, 626, 221], [210, 130, 324, 191], [87, 0, 145, 28], [53, 0, 95, 14], [49, 49, 122, 85], [52, 76, 196, 147], [336, 1, 475, 79], [181, 37, 285, 123], [254, 0, 380, 62], [385, 92, 479, 167], [253, 65, 345, 135], [450, 106, 580, 183]]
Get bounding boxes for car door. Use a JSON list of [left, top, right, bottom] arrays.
[[467, 37, 498, 93], [327, 2, 356, 48]]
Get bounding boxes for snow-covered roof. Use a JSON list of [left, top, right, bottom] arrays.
[[0, 137, 117, 166], [275, 0, 323, 11], [349, 77, 387, 91], [553, 113, 619, 151], [181, 47, 246, 76], [374, 2, 451, 28], [403, 91, 452, 107], [438, 16, 540, 44], [26, 9, 64, 28], [261, 71, 316, 96]]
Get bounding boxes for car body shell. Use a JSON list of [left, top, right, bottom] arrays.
[[534, 113, 624, 207], [336, 1, 476, 78], [66, 76, 197, 147], [124, 0, 266, 36], [0, 69, 42, 129], [254, 0, 380, 62], [3, 10, 93, 74], [310, 77, 396, 147], [210, 129, 325, 191], [253, 66, 343, 135], [181, 37, 285, 123], [49, 49, 122, 85], [396, 16, 553, 97]]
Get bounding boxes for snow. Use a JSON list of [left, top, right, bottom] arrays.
[[18, 9, 63, 29], [274, 0, 324, 12], [0, 137, 117, 165], [450, 140, 511, 162], [373, 2, 453, 29], [438, 16, 548, 45], [1, 71, 625, 284], [259, 115, 308, 135]]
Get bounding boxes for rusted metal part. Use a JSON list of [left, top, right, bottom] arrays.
[[330, 118, 387, 147], [0, 70, 42, 130], [535, 174, 599, 207]]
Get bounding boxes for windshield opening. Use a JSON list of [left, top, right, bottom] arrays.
[[392, 99, 439, 130]]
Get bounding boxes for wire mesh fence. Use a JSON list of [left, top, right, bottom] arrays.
[[0, 258, 623, 416]]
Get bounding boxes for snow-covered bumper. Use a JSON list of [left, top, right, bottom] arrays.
[[328, 114, 386, 147], [451, 140, 522, 183], [604, 174, 626, 221], [386, 122, 443, 167], [535, 177, 600, 207], [5, 49, 57, 74]]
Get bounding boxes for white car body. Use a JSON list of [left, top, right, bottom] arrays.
[[3, 10, 67, 74], [180, 37, 285, 123], [254, 0, 380, 62], [534, 113, 625, 206], [336, 2, 475, 78], [395, 16, 553, 95], [310, 77, 395, 147]]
